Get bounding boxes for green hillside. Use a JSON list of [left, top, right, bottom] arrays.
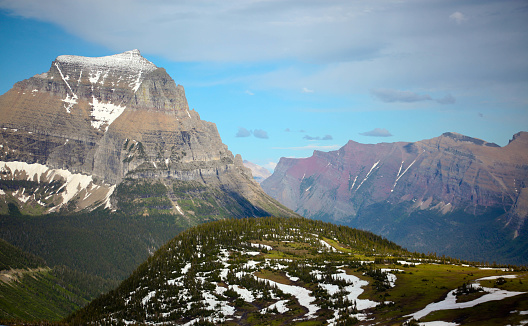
[[0, 209, 186, 281], [67, 216, 528, 326], [0, 239, 117, 323]]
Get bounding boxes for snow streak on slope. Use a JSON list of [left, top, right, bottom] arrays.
[[356, 160, 380, 190], [54, 62, 78, 113]]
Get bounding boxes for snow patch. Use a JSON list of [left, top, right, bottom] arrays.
[[181, 263, 192, 275], [90, 96, 126, 131], [174, 203, 185, 215], [131, 70, 143, 93], [260, 277, 319, 319], [141, 291, 156, 306], [406, 275, 525, 320], [250, 242, 273, 251], [261, 300, 289, 314], [57, 50, 157, 74], [62, 94, 78, 113], [231, 284, 255, 302], [319, 239, 337, 252]]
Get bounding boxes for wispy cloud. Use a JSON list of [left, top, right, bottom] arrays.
[[371, 89, 456, 105], [359, 128, 393, 137], [245, 90, 254, 95], [371, 89, 432, 103], [436, 94, 456, 105], [302, 87, 314, 93], [273, 144, 341, 151], [303, 134, 333, 140], [285, 128, 306, 133], [236, 127, 251, 137]]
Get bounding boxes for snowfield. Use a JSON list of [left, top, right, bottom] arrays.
[[407, 275, 526, 320]]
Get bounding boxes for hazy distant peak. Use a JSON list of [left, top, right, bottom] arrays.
[[243, 160, 271, 183]]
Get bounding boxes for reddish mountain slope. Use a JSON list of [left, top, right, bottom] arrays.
[[262, 132, 528, 263]]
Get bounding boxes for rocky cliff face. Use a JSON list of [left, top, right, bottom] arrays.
[[0, 50, 295, 219], [262, 132, 528, 264]]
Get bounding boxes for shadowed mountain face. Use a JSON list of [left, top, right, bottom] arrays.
[[262, 132, 528, 264], [0, 50, 295, 219]]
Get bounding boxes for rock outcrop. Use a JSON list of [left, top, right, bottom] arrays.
[[0, 50, 295, 219]]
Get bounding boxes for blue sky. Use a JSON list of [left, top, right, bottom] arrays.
[[1, 0, 527, 171]]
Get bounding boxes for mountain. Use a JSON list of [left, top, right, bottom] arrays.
[[243, 160, 272, 183], [67, 216, 528, 326], [262, 132, 528, 264], [0, 50, 298, 293], [0, 49, 294, 220]]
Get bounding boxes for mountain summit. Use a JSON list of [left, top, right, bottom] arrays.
[[0, 50, 295, 219]]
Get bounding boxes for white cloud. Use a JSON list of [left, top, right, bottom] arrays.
[[1, 0, 526, 105], [236, 127, 251, 137], [253, 129, 269, 139], [245, 90, 254, 95], [359, 128, 393, 137], [302, 87, 314, 93], [449, 11, 467, 24], [371, 89, 432, 103]]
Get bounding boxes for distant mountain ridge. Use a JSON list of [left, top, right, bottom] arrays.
[[262, 132, 528, 264], [243, 160, 272, 183]]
